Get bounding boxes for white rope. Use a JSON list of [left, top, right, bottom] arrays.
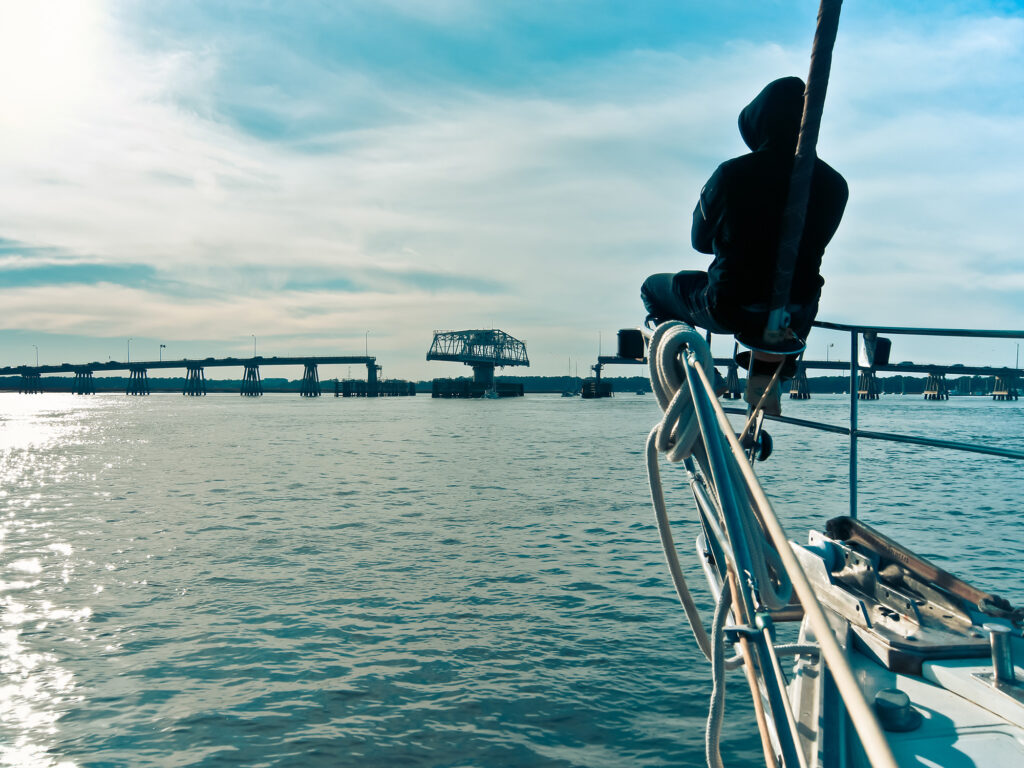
[[647, 323, 791, 611], [707, 580, 735, 768], [646, 427, 715, 660], [648, 322, 715, 462], [643, 322, 805, 768], [707, 583, 819, 768]]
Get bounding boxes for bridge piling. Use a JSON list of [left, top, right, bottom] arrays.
[[923, 372, 949, 400], [366, 363, 379, 398], [789, 363, 811, 399], [127, 367, 150, 396], [241, 364, 262, 396], [184, 365, 206, 396], [19, 371, 42, 394], [300, 363, 321, 397], [73, 370, 95, 395], [724, 362, 742, 399], [992, 374, 1019, 401], [857, 369, 880, 400]]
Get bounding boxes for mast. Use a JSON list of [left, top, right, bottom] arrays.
[[763, 0, 844, 346]]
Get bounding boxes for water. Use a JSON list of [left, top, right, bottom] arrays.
[[1, 392, 1021, 767]]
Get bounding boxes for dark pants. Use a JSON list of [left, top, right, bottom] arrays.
[[641, 271, 819, 378], [641, 271, 820, 338], [641, 272, 731, 334]]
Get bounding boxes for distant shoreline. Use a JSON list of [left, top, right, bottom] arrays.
[[0, 373, 1007, 396]]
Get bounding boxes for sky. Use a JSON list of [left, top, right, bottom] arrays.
[[1, 0, 1022, 380]]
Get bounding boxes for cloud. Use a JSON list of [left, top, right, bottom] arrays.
[[0, 1, 1021, 375]]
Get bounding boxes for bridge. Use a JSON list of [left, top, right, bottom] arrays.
[[1, 355, 398, 398], [592, 354, 1019, 399], [426, 329, 529, 397]]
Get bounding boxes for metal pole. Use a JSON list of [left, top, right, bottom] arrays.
[[365, 330, 369, 357], [682, 358, 805, 768], [127, 338, 132, 364], [159, 344, 166, 362], [33, 344, 38, 367], [849, 330, 858, 519], [252, 334, 256, 357], [764, 0, 844, 343]]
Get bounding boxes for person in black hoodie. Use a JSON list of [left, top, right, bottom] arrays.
[[641, 76, 848, 348]]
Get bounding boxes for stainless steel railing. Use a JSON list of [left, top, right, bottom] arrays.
[[726, 321, 1024, 518], [644, 321, 1021, 768], [660, 330, 899, 768]]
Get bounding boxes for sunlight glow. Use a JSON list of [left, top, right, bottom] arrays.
[[0, 2, 107, 127]]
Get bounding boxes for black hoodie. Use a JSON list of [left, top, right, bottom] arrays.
[[691, 76, 848, 336]]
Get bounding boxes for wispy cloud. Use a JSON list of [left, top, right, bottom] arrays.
[[0, 1, 1021, 373]]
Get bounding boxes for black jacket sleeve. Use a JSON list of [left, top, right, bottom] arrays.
[[691, 165, 726, 255]]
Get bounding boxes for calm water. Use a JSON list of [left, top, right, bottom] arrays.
[[1, 391, 1021, 767]]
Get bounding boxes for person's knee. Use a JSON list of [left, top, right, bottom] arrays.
[[640, 274, 663, 314], [641, 272, 673, 297]]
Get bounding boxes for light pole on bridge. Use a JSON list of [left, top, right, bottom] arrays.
[[159, 344, 166, 362], [32, 344, 38, 367], [127, 338, 132, 363], [826, 342, 834, 363], [251, 334, 256, 357], [365, 330, 370, 357]]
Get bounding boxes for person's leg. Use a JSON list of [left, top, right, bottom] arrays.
[[642, 271, 731, 395], [641, 273, 690, 325], [789, 300, 819, 343], [674, 272, 732, 335], [641, 271, 730, 333]]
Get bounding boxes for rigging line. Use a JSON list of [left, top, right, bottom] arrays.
[[738, 359, 786, 444]]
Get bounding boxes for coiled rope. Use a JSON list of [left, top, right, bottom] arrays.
[[646, 322, 792, 611], [645, 322, 816, 768]]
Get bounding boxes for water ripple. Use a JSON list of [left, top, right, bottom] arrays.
[[0, 393, 1019, 766]]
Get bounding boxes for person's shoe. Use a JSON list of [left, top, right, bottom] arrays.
[[744, 374, 782, 416]]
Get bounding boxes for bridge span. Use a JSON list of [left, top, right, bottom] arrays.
[[0, 356, 407, 398], [589, 355, 1019, 402]]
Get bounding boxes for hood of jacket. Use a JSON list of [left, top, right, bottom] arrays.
[[738, 76, 805, 153]]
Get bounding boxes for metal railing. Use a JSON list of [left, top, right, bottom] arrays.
[[649, 321, 1022, 767], [725, 321, 1024, 518], [656, 326, 899, 768]]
